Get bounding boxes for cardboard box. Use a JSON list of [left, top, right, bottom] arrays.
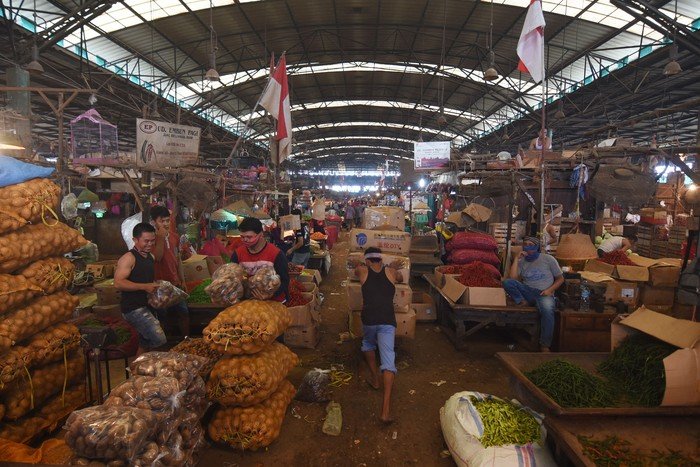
[[298, 269, 322, 285], [284, 323, 320, 349], [363, 206, 405, 231], [604, 280, 639, 307], [584, 259, 615, 276], [346, 282, 413, 311], [287, 293, 320, 327], [462, 203, 492, 223], [411, 292, 436, 322], [348, 310, 416, 338], [640, 286, 676, 307], [86, 260, 117, 279], [434, 267, 459, 288], [95, 280, 121, 306], [630, 256, 681, 287], [182, 255, 211, 283], [349, 229, 412, 255], [611, 307, 700, 406], [92, 304, 122, 320], [442, 276, 507, 307], [584, 260, 648, 282], [279, 214, 302, 232], [346, 252, 411, 284]]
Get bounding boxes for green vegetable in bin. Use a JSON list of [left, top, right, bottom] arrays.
[[525, 359, 614, 408], [469, 396, 541, 448], [187, 279, 213, 304]]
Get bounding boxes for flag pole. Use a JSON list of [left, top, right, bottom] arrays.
[[538, 14, 546, 239]]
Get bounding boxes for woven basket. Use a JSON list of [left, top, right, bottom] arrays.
[[555, 233, 598, 261]]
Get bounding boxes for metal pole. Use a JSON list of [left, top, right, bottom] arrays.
[[504, 170, 516, 274], [538, 40, 547, 238]]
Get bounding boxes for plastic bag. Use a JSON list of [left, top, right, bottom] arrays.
[[294, 369, 332, 402], [0, 156, 54, 188], [183, 376, 209, 418], [147, 281, 189, 310], [177, 412, 204, 452], [64, 405, 159, 462], [129, 352, 209, 390], [121, 212, 143, 251], [171, 337, 223, 379], [205, 264, 245, 306], [247, 267, 281, 300]]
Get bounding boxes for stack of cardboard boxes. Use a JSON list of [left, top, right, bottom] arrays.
[[284, 269, 323, 348]]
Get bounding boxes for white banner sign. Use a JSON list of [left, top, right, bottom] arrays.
[[414, 141, 451, 170], [136, 118, 200, 168]]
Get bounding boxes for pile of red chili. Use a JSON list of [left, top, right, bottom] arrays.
[[600, 250, 634, 266], [287, 279, 311, 307], [456, 262, 503, 288]]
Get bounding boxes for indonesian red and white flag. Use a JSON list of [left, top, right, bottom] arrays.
[[260, 54, 292, 163], [517, 0, 546, 84]]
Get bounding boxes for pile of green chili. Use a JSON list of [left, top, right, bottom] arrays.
[[524, 359, 614, 408], [469, 396, 541, 447], [597, 334, 676, 407], [187, 279, 212, 304]]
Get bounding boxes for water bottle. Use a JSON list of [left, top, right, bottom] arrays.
[[322, 401, 342, 436], [580, 283, 591, 312]]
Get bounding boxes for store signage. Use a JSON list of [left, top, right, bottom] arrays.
[[414, 141, 451, 170], [136, 118, 200, 168]]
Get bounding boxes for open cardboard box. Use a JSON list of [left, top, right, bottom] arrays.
[[287, 292, 320, 327], [346, 282, 412, 311], [182, 254, 211, 283], [349, 228, 412, 255], [346, 252, 411, 284], [298, 268, 322, 285], [629, 256, 682, 287], [612, 307, 700, 406], [442, 276, 506, 307], [584, 259, 648, 282]]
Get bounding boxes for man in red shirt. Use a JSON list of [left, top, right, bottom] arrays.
[[151, 205, 189, 337]]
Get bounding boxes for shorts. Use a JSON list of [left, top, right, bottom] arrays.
[[361, 324, 397, 373], [122, 307, 167, 349]]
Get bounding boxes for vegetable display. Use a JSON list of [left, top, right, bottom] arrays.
[[0, 178, 61, 235], [456, 262, 503, 288], [171, 337, 222, 378], [524, 359, 614, 408], [0, 274, 42, 314], [469, 396, 541, 448], [247, 267, 281, 300], [203, 300, 292, 355], [18, 257, 75, 295], [207, 379, 295, 451], [0, 222, 87, 273], [147, 281, 189, 310], [205, 264, 245, 306], [598, 334, 676, 407], [310, 232, 327, 241], [437, 263, 501, 279], [599, 250, 634, 266], [207, 343, 299, 407], [1, 351, 86, 420], [0, 291, 79, 352], [186, 279, 212, 304]]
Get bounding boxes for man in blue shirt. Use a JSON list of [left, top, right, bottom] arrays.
[[503, 237, 564, 352]]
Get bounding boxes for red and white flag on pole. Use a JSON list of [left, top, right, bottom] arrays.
[[260, 54, 292, 163], [517, 0, 546, 84]]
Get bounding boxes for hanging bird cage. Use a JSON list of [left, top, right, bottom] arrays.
[[70, 109, 119, 165]]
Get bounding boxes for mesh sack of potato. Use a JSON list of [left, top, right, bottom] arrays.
[[1, 350, 86, 420], [171, 337, 223, 379], [64, 405, 159, 462], [105, 375, 185, 443], [147, 281, 189, 310], [0, 384, 87, 443], [0, 222, 87, 273], [0, 274, 43, 314], [247, 267, 281, 300], [24, 322, 81, 369], [19, 257, 75, 295], [203, 300, 292, 355], [0, 347, 30, 390], [207, 379, 295, 451], [0, 291, 79, 352], [0, 178, 61, 235], [207, 342, 299, 407]]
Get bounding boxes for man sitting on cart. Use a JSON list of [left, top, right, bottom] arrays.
[[503, 237, 564, 352]]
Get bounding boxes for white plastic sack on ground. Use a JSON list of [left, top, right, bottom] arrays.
[[439, 391, 556, 467], [121, 212, 142, 250]]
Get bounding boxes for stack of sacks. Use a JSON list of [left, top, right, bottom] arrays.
[[65, 352, 210, 466], [203, 300, 297, 450], [445, 231, 500, 268], [0, 178, 88, 444]]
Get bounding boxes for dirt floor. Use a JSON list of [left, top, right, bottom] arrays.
[[198, 233, 522, 467]]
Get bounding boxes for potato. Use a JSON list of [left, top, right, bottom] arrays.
[[19, 257, 76, 295], [247, 267, 281, 300], [170, 337, 223, 379], [0, 178, 61, 235], [203, 300, 291, 355], [207, 380, 295, 450], [207, 343, 298, 407], [0, 222, 87, 273], [147, 281, 188, 310], [0, 273, 43, 314]]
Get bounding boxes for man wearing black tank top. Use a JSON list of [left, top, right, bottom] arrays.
[[352, 247, 403, 423], [114, 222, 166, 356]]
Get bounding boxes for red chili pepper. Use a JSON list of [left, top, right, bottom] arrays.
[[456, 262, 503, 288], [600, 250, 634, 266]]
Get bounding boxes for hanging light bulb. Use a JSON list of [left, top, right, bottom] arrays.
[[205, 1, 219, 82], [205, 50, 220, 81], [554, 100, 565, 119], [484, 50, 499, 82], [25, 44, 44, 75]]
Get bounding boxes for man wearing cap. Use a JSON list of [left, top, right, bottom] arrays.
[[503, 236, 564, 352]]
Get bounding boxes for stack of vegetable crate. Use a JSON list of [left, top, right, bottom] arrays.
[[0, 178, 89, 443], [65, 351, 210, 465], [202, 299, 298, 451]]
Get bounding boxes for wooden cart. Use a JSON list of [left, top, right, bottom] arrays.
[[423, 274, 540, 349]]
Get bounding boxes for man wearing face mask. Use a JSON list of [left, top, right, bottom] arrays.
[[503, 237, 564, 352], [230, 217, 289, 302]]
